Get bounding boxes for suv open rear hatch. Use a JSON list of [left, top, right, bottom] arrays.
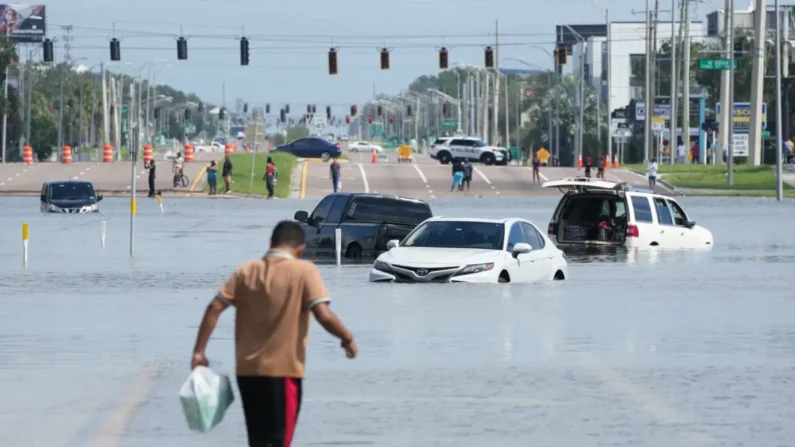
[[542, 177, 630, 195]]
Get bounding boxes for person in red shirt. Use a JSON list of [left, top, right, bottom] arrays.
[[692, 143, 700, 164], [264, 157, 278, 199]]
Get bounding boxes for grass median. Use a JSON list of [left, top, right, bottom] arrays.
[[207, 152, 297, 198], [623, 163, 794, 191]]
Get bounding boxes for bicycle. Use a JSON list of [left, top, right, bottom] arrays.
[[174, 172, 189, 187]]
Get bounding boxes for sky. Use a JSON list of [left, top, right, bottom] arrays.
[[42, 0, 751, 113]]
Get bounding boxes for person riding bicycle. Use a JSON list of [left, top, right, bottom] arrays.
[[173, 152, 184, 187]]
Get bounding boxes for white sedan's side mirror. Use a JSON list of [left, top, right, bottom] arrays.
[[511, 242, 532, 258], [386, 240, 400, 249]]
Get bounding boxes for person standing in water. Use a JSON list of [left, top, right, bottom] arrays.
[[222, 155, 233, 194], [264, 157, 278, 199], [532, 154, 541, 184], [207, 161, 218, 195], [451, 159, 464, 192], [647, 158, 659, 190], [462, 160, 473, 191], [144, 158, 156, 197], [582, 156, 593, 178], [329, 158, 341, 192], [597, 155, 606, 179]]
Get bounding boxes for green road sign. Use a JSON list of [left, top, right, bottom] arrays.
[[698, 59, 738, 70], [441, 121, 457, 128], [763, 130, 771, 137]]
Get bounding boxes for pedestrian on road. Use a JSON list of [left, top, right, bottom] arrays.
[[647, 158, 658, 190], [329, 157, 341, 192], [222, 155, 233, 194], [451, 159, 464, 192], [597, 155, 606, 179], [207, 161, 218, 195], [532, 154, 541, 184], [583, 156, 593, 178], [462, 160, 473, 191], [190, 221, 357, 447], [264, 157, 278, 199], [145, 158, 156, 197]]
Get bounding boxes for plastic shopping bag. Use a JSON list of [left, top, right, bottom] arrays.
[[179, 366, 234, 433]]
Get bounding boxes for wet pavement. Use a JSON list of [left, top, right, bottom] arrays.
[[1, 195, 794, 446]]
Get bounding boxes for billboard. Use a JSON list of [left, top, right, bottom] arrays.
[[716, 102, 768, 133], [0, 4, 46, 43]]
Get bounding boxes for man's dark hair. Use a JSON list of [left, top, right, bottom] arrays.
[[271, 220, 306, 247]]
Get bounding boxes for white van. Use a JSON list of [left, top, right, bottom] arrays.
[[542, 177, 714, 249]]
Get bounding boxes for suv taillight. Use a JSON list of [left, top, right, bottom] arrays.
[[626, 224, 639, 238], [548, 222, 555, 235], [336, 143, 340, 150], [431, 144, 437, 149]]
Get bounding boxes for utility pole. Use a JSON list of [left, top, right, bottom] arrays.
[[717, 0, 731, 165], [504, 73, 509, 148], [482, 71, 489, 143], [728, 0, 736, 183], [1, 26, 8, 163], [57, 66, 65, 155], [774, 0, 783, 200], [670, 0, 678, 165], [652, 0, 660, 161], [493, 19, 500, 145], [645, 8, 652, 162], [747, 0, 766, 165], [102, 64, 110, 152], [682, 0, 691, 164], [578, 42, 584, 162]]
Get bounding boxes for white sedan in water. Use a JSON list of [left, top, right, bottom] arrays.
[[369, 217, 568, 283], [348, 141, 383, 153]]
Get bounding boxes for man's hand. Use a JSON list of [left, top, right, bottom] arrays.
[[342, 338, 358, 359], [191, 352, 209, 370]]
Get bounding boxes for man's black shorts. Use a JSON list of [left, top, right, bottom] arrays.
[[237, 376, 303, 447]]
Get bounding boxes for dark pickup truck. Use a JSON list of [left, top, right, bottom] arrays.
[[294, 193, 433, 260]]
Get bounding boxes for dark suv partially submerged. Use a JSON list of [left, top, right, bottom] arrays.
[[40, 180, 103, 213]]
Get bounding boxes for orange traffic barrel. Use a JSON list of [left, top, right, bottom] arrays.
[[61, 146, 72, 164], [143, 144, 153, 163], [604, 156, 610, 169], [613, 154, 619, 169], [224, 143, 234, 156], [371, 147, 378, 164], [22, 145, 33, 164], [103, 144, 113, 162], [577, 153, 583, 168], [184, 143, 194, 162]]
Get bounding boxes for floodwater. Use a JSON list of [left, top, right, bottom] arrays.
[[1, 195, 794, 447]]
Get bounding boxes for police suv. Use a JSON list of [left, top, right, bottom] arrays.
[[428, 136, 510, 165]]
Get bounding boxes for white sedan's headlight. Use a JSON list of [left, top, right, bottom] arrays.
[[373, 260, 391, 272], [458, 263, 494, 275]]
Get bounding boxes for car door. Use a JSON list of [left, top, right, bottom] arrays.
[[666, 199, 697, 246], [448, 139, 467, 159], [504, 222, 536, 282], [290, 139, 309, 157], [302, 195, 335, 257], [316, 195, 348, 257], [627, 194, 659, 246], [520, 222, 554, 280], [652, 196, 679, 247]]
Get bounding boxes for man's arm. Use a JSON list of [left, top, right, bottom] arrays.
[[191, 296, 230, 368], [311, 303, 357, 358]]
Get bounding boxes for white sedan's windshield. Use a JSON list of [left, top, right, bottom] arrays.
[[402, 221, 504, 249]]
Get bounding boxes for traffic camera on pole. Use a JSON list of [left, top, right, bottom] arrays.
[[439, 47, 449, 70]]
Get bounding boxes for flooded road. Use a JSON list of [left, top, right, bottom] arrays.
[[1, 196, 794, 447]]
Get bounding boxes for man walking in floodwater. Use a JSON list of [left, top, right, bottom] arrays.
[[190, 221, 357, 447], [329, 157, 341, 192]]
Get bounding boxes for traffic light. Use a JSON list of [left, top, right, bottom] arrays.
[[184, 108, 191, 119], [244, 103, 248, 113], [407, 105, 412, 117], [177, 37, 188, 60], [219, 107, 226, 120], [584, 63, 590, 80], [240, 37, 250, 66], [388, 115, 394, 123], [326, 105, 331, 120], [345, 115, 350, 124], [484, 46, 494, 68], [285, 104, 290, 114], [266, 104, 270, 114], [312, 105, 316, 113], [154, 107, 160, 119], [368, 115, 373, 124], [43, 38, 54, 62], [198, 102, 204, 112], [442, 103, 448, 116], [377, 105, 382, 116], [328, 48, 338, 75], [439, 47, 449, 70], [110, 38, 121, 61], [351, 105, 357, 116], [556, 45, 567, 65], [380, 48, 390, 70], [280, 108, 286, 123], [733, 38, 743, 60], [306, 105, 311, 113]]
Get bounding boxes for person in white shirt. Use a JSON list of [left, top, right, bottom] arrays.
[[647, 158, 658, 190], [677, 142, 686, 164]]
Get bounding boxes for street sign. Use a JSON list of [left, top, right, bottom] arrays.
[[731, 133, 749, 156], [698, 59, 738, 70], [716, 102, 767, 132], [635, 103, 671, 120], [441, 121, 457, 128], [652, 116, 665, 130]]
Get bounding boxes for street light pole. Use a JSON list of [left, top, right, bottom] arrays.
[[774, 0, 783, 200]]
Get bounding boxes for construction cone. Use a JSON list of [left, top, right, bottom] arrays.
[[604, 156, 611, 169], [371, 147, 378, 164], [613, 153, 619, 168], [577, 153, 583, 168]]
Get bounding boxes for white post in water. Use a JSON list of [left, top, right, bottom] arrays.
[[157, 195, 164, 213], [101, 220, 106, 248], [22, 223, 29, 265], [335, 228, 342, 266]]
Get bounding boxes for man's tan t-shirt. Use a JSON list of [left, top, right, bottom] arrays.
[[217, 251, 330, 378]]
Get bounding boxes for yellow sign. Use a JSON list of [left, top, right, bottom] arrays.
[[536, 147, 550, 164], [397, 145, 413, 159], [652, 116, 665, 124]]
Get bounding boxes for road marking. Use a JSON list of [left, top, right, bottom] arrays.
[[299, 162, 309, 199], [358, 163, 370, 193], [526, 167, 549, 182], [23, 169, 28, 172], [412, 164, 428, 183], [15, 173, 20, 176], [474, 167, 491, 184], [0, 183, 4, 186], [188, 164, 209, 192], [80, 171, 85, 176]]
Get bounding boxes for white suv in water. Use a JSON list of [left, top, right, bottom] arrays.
[[429, 136, 509, 165], [542, 177, 714, 249]]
